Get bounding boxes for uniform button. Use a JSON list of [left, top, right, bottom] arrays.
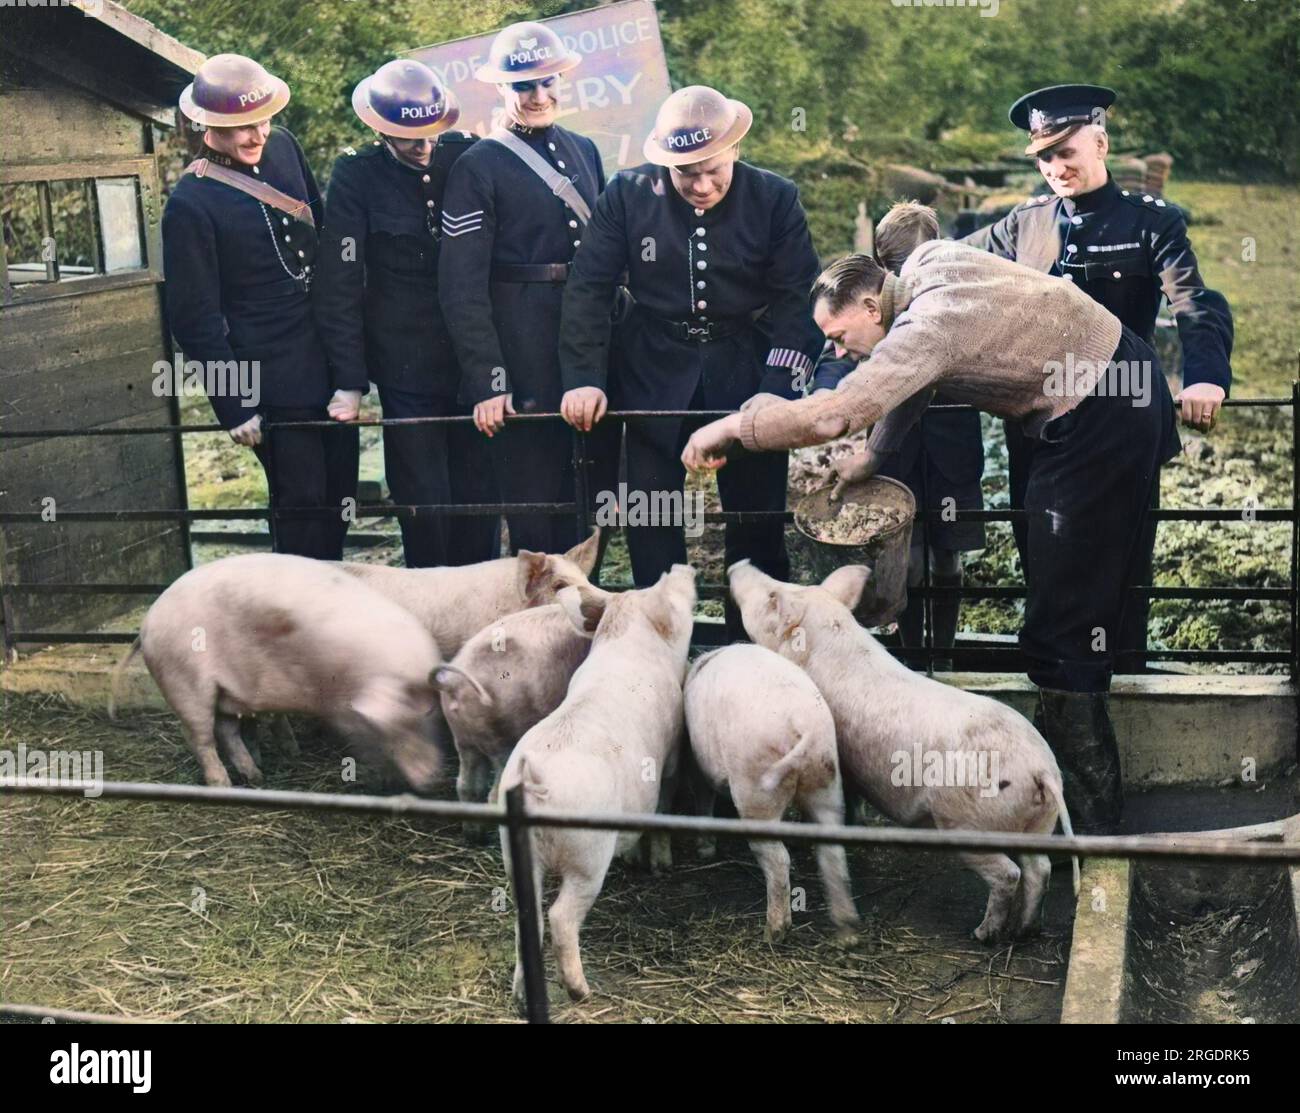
[[297, 250, 305, 258], [698, 242, 707, 251], [696, 300, 707, 309], [568, 219, 578, 229], [697, 260, 707, 270], [1155, 198, 1167, 207], [422, 174, 431, 184], [696, 227, 706, 236], [427, 200, 435, 208], [1063, 273, 1074, 282], [1066, 244, 1077, 252], [557, 160, 566, 169], [694, 207, 704, 217], [1071, 215, 1083, 225], [284, 235, 291, 243], [1113, 270, 1122, 279], [573, 239, 581, 248], [282, 217, 289, 226], [252, 166, 260, 175], [696, 280, 706, 289], [548, 142, 556, 151], [1121, 190, 1130, 196], [1142, 194, 1153, 202]]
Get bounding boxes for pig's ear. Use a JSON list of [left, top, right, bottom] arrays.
[[351, 677, 404, 727], [516, 550, 552, 604], [563, 528, 601, 575], [821, 565, 871, 611], [558, 583, 609, 637]]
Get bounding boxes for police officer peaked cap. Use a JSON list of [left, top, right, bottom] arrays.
[[643, 85, 753, 167], [352, 59, 461, 139], [179, 53, 291, 128], [474, 21, 582, 84], [1010, 84, 1116, 156]]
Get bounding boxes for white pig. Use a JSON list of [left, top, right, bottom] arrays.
[[433, 603, 592, 826], [683, 644, 859, 943], [340, 531, 600, 662], [728, 560, 1079, 943], [110, 554, 444, 791], [341, 532, 599, 756], [499, 565, 697, 1010]]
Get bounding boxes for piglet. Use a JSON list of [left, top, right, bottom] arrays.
[[111, 553, 444, 792], [499, 565, 696, 1010], [728, 560, 1079, 943], [433, 603, 592, 835], [684, 643, 859, 942]]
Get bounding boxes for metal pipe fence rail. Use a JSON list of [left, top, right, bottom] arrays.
[[3, 777, 1298, 1024], [1, 392, 1295, 674]]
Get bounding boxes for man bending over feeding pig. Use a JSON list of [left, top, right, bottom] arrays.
[[682, 244, 1181, 835]]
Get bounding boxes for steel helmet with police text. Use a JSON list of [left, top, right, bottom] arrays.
[[643, 85, 753, 167], [179, 53, 291, 128], [352, 59, 460, 138], [474, 21, 581, 84]]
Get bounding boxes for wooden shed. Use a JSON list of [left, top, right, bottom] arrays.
[[0, 1, 204, 648]]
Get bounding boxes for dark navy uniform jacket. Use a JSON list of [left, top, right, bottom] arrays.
[[559, 161, 825, 410], [314, 135, 476, 398], [161, 126, 338, 429], [963, 175, 1233, 392], [437, 120, 604, 410]]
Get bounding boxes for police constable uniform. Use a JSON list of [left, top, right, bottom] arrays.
[[560, 86, 825, 608], [964, 84, 1234, 670], [313, 59, 499, 568], [162, 54, 359, 560], [438, 23, 606, 556]]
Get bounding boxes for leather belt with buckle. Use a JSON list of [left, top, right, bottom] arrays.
[[490, 263, 570, 283], [656, 316, 748, 343]]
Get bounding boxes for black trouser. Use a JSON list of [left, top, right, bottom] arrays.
[[1007, 408, 1164, 672], [256, 406, 359, 560], [1019, 327, 1179, 691], [377, 385, 500, 568], [486, 417, 581, 556], [624, 378, 790, 600]]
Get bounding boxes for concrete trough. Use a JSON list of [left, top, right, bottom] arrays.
[[1062, 816, 1300, 1024]]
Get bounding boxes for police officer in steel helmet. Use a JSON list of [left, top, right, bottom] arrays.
[[559, 86, 825, 628], [960, 84, 1234, 828], [313, 59, 499, 568], [438, 21, 611, 556], [163, 53, 359, 559]]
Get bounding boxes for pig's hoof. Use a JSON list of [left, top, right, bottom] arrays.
[[247, 767, 264, 788], [833, 924, 860, 948], [564, 980, 591, 1002], [972, 923, 1006, 945], [1013, 922, 1043, 942], [765, 923, 789, 945]]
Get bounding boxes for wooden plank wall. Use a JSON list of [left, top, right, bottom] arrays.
[[1, 63, 188, 640]]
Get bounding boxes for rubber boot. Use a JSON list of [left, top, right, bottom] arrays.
[[1034, 688, 1124, 836]]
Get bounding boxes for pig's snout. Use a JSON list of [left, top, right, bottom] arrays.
[[389, 733, 444, 794]]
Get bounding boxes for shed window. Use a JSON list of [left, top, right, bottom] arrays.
[[3, 176, 146, 286]]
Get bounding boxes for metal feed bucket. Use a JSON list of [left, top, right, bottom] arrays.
[[792, 475, 916, 627]]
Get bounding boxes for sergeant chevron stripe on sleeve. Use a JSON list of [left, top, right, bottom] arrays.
[[441, 209, 484, 237]]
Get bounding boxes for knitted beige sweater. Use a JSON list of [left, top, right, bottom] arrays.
[[737, 240, 1124, 453]]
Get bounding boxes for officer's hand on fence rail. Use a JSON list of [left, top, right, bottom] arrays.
[[830, 447, 882, 500], [229, 414, 263, 447], [561, 387, 607, 432], [474, 393, 515, 437], [327, 390, 362, 422], [1174, 382, 1225, 433], [682, 413, 742, 472]]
